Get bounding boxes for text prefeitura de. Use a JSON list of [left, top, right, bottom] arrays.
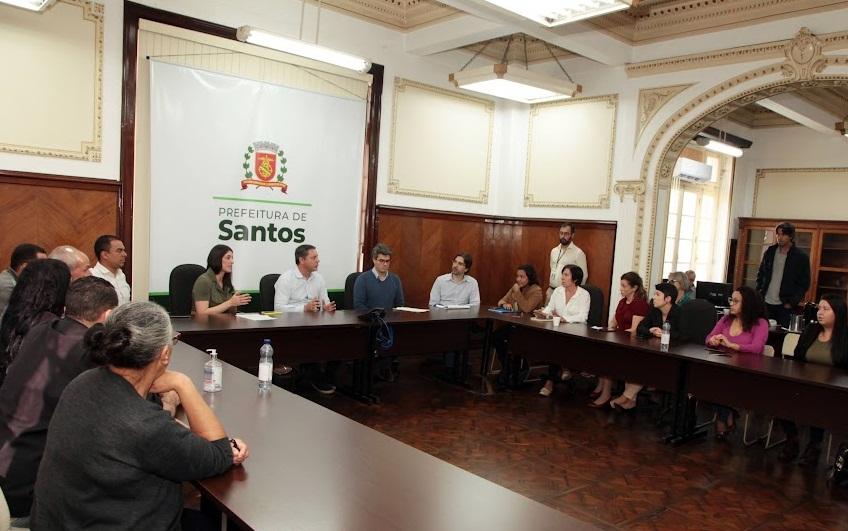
[[218, 208, 307, 221]]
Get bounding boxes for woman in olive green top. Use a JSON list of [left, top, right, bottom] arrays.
[[778, 293, 848, 466], [192, 245, 251, 315]]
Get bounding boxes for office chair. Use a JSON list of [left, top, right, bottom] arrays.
[[259, 273, 281, 312], [168, 264, 206, 316]]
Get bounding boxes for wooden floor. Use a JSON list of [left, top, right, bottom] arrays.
[[307, 356, 848, 530]]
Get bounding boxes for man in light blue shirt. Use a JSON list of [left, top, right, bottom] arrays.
[[274, 244, 337, 394], [428, 253, 480, 381], [428, 253, 480, 307]]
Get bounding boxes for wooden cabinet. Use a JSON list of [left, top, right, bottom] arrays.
[[735, 217, 848, 304]]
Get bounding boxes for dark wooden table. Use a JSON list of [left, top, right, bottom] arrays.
[[173, 312, 369, 371], [173, 310, 848, 437], [170, 342, 594, 531]]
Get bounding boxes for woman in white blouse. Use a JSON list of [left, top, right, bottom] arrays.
[[534, 264, 590, 396]]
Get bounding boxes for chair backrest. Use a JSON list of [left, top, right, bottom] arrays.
[[679, 298, 717, 344], [343, 272, 362, 310], [259, 273, 281, 312], [168, 264, 206, 316], [782, 332, 800, 357], [582, 284, 605, 327]]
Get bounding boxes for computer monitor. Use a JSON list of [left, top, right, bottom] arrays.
[[695, 281, 734, 307]]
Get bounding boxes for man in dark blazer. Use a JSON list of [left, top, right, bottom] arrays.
[[756, 221, 811, 328]]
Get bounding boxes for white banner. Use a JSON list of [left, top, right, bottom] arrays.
[[149, 62, 366, 293]]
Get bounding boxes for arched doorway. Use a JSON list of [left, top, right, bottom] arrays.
[[637, 28, 848, 284]]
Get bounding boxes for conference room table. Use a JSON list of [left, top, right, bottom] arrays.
[[173, 308, 848, 438], [170, 342, 591, 531]]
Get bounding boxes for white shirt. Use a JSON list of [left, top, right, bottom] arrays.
[[273, 268, 330, 312], [428, 273, 480, 306], [541, 286, 590, 323], [548, 243, 588, 289], [90, 262, 131, 305]]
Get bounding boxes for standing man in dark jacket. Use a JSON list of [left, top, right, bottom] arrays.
[[756, 221, 810, 328]]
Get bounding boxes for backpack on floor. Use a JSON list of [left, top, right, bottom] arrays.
[[827, 443, 848, 487]]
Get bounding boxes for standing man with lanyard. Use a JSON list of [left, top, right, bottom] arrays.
[[547, 222, 588, 303], [756, 221, 810, 328]]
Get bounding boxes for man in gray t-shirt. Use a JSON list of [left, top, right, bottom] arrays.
[[756, 222, 811, 328]]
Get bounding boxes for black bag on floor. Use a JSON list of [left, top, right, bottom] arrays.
[[827, 443, 848, 487]]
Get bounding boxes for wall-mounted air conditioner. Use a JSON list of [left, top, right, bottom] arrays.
[[674, 157, 713, 184]]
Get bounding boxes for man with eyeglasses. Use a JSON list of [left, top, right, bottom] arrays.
[[353, 243, 405, 381], [547, 222, 588, 303], [353, 243, 405, 312]]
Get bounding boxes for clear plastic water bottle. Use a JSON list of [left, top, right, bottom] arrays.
[[258, 339, 274, 391], [203, 349, 222, 392], [660, 321, 671, 352]]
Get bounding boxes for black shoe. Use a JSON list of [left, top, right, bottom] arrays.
[[799, 442, 822, 468], [778, 438, 800, 462], [311, 381, 336, 395]]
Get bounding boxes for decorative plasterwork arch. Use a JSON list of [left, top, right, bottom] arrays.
[[631, 27, 848, 282]]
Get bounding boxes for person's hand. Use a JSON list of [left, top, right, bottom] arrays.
[[649, 327, 662, 338], [511, 283, 521, 294], [230, 438, 249, 465], [150, 371, 191, 395], [323, 300, 337, 312], [609, 319, 617, 329], [159, 390, 181, 417], [707, 335, 722, 347], [230, 292, 251, 308], [502, 302, 513, 311], [533, 309, 547, 318], [305, 298, 321, 312], [783, 303, 792, 309]]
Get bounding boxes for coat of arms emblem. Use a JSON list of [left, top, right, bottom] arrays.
[[241, 141, 288, 192]]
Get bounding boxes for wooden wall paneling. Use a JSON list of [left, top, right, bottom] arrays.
[[375, 207, 617, 314], [0, 172, 119, 269]]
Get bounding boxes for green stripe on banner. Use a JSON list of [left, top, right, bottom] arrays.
[[213, 196, 312, 207]]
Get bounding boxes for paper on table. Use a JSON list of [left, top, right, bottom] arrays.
[[394, 307, 429, 313], [237, 313, 277, 321], [434, 304, 471, 309]]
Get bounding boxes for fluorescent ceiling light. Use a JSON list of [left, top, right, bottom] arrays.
[[0, 0, 56, 11], [482, 0, 633, 26], [236, 26, 371, 73], [703, 140, 743, 158], [449, 63, 580, 104]]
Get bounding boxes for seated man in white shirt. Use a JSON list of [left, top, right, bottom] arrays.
[[428, 253, 480, 381], [273, 244, 337, 394], [89, 235, 131, 305]]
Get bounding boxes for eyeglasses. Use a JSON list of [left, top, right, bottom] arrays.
[[171, 333, 181, 346]]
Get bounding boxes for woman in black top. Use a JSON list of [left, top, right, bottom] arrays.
[[0, 259, 69, 380], [32, 301, 249, 530], [778, 293, 848, 466]]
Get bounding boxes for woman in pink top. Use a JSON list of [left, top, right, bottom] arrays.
[[705, 285, 768, 439]]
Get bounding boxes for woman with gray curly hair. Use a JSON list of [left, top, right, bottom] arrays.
[[32, 301, 248, 530]]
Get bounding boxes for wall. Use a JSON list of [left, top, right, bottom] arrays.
[[730, 122, 848, 236], [4, 0, 848, 318]]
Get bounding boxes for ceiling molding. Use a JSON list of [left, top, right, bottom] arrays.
[[592, 0, 848, 44], [626, 28, 848, 77]]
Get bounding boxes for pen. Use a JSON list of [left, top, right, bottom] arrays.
[[230, 438, 240, 451]]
